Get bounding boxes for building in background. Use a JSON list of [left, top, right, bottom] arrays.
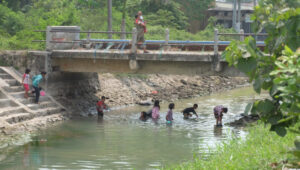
[[205, 1, 254, 33]]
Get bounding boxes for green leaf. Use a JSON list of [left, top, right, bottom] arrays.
[[270, 125, 287, 137], [257, 99, 275, 115], [253, 77, 263, 94], [237, 57, 257, 74], [268, 115, 282, 125], [243, 103, 253, 116]]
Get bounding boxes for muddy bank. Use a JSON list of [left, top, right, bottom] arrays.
[[96, 73, 249, 107], [226, 114, 260, 127]]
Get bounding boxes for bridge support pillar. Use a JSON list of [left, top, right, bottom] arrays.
[[129, 60, 139, 71], [213, 29, 222, 72]]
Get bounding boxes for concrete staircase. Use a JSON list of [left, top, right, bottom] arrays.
[[0, 67, 69, 134]]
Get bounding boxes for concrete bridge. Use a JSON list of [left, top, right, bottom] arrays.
[[31, 26, 266, 76]]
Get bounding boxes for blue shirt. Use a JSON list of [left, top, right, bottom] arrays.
[[32, 74, 43, 87]]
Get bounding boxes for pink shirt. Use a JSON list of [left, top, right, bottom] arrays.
[[152, 107, 160, 119]]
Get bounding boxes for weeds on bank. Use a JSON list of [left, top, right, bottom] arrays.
[[165, 123, 296, 170]]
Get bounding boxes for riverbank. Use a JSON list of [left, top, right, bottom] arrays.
[[166, 123, 297, 170], [96, 73, 249, 108]]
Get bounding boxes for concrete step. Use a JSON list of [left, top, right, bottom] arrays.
[[4, 79, 21, 86], [8, 91, 26, 98], [0, 73, 13, 79], [0, 107, 26, 117], [17, 96, 51, 105], [34, 107, 64, 116], [20, 113, 65, 126], [0, 68, 6, 73], [26, 101, 58, 110], [0, 99, 18, 108], [3, 86, 24, 93], [5, 113, 33, 124]]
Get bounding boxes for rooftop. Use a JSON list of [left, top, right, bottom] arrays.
[[209, 1, 254, 11]]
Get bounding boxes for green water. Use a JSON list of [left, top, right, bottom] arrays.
[[0, 87, 267, 170]]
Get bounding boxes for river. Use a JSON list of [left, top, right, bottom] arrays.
[[0, 87, 267, 169]]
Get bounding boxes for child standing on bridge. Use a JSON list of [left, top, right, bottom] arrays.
[[22, 69, 31, 99]]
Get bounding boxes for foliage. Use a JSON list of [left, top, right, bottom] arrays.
[[175, 0, 214, 21], [223, 0, 300, 137], [165, 123, 298, 169]]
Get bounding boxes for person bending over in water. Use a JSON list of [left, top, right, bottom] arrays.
[[214, 105, 228, 126], [166, 103, 174, 124], [182, 104, 198, 119], [97, 96, 108, 118], [139, 109, 152, 121], [152, 100, 160, 119]]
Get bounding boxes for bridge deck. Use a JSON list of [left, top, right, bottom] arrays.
[[47, 50, 224, 62]]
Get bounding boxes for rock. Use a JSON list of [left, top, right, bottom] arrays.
[[180, 79, 187, 85]]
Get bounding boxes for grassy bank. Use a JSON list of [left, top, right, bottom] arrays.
[[166, 123, 297, 170]]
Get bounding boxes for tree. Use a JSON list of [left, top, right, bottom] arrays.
[[223, 0, 300, 137]]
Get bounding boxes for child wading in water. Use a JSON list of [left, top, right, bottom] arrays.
[[97, 96, 108, 118], [22, 69, 30, 99], [214, 105, 228, 126], [182, 104, 199, 119], [166, 103, 174, 124], [152, 100, 160, 119]]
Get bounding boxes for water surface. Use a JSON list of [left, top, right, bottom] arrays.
[[0, 87, 267, 169]]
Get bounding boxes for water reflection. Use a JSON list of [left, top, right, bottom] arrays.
[[213, 125, 223, 137], [0, 87, 268, 169]]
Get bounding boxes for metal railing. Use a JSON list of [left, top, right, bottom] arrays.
[[33, 28, 267, 54]]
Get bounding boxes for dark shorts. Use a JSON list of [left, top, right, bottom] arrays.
[[214, 113, 223, 119], [98, 111, 104, 117]]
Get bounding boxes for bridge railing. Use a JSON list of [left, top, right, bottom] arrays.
[[32, 27, 266, 55]]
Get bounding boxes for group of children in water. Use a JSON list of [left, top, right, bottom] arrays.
[[141, 101, 228, 126], [96, 96, 228, 126], [22, 69, 228, 126]]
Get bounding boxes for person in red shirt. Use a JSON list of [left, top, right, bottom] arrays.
[[97, 96, 108, 118]]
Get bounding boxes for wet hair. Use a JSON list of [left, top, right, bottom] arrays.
[[169, 103, 175, 110], [154, 100, 160, 109], [193, 104, 198, 108], [135, 15, 138, 19], [41, 71, 47, 75], [101, 96, 106, 100], [25, 68, 31, 74], [222, 107, 228, 113]]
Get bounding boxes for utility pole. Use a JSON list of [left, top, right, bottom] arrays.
[[237, 0, 241, 32], [107, 0, 112, 39], [121, 0, 127, 39], [232, 0, 237, 31]]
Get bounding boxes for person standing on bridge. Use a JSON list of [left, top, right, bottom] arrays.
[[32, 71, 46, 104], [135, 11, 149, 53]]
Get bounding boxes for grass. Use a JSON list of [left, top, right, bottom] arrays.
[[165, 122, 297, 170]]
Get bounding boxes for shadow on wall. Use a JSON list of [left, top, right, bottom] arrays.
[[46, 72, 100, 116]]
